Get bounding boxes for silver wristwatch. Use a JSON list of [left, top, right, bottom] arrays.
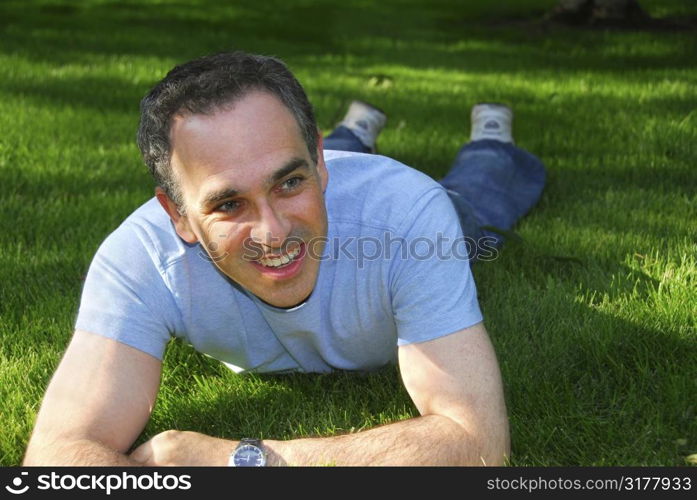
[[228, 438, 267, 467]]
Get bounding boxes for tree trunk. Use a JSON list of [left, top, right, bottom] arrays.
[[549, 0, 650, 26]]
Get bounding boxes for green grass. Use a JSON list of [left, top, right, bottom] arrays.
[[1, 0, 695, 466]]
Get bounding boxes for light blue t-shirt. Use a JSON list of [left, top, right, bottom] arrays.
[[75, 151, 483, 373]]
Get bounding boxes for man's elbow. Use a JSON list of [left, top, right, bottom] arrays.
[[23, 433, 56, 466], [480, 443, 510, 466], [448, 414, 510, 466], [478, 423, 510, 466], [460, 435, 509, 466]]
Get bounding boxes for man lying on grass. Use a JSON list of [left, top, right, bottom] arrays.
[[24, 51, 545, 466]]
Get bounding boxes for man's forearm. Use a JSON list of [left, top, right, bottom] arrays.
[[131, 414, 508, 466], [264, 414, 505, 466], [24, 437, 141, 466]]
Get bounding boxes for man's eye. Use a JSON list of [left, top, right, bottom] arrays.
[[280, 176, 304, 191], [217, 200, 241, 212]]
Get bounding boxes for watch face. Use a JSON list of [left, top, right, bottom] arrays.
[[232, 444, 266, 467]]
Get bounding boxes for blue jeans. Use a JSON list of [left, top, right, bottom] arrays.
[[324, 126, 546, 259]]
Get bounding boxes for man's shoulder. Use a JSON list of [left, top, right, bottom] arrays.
[[324, 150, 444, 232], [97, 197, 191, 269]]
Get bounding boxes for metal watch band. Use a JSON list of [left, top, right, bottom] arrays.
[[228, 438, 266, 467], [240, 438, 262, 447]]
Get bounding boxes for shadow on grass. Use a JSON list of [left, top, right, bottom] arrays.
[[139, 341, 412, 447], [504, 308, 696, 466], [474, 253, 695, 465], [1, 0, 695, 114]]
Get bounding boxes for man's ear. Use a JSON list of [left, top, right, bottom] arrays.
[[155, 187, 198, 244], [315, 133, 329, 192]]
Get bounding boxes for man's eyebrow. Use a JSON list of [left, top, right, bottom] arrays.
[[201, 158, 310, 208], [202, 187, 240, 208], [269, 157, 310, 184]]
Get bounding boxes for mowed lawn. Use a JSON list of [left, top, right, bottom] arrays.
[[0, 0, 695, 466]]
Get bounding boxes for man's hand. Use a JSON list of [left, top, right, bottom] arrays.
[[130, 430, 235, 466]]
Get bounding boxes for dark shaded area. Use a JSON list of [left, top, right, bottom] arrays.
[[142, 348, 412, 444], [547, 0, 651, 27], [472, 246, 695, 465], [0, 1, 695, 74]]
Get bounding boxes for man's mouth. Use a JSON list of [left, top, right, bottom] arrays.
[[256, 245, 302, 268], [248, 242, 308, 281]]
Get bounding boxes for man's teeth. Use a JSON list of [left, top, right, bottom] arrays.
[[258, 246, 301, 268]]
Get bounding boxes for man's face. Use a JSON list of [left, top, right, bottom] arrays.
[[161, 91, 329, 308]]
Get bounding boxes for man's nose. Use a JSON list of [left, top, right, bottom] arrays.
[[250, 203, 291, 249]]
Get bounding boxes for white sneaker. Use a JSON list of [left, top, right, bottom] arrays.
[[470, 103, 514, 144], [338, 100, 387, 153]]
